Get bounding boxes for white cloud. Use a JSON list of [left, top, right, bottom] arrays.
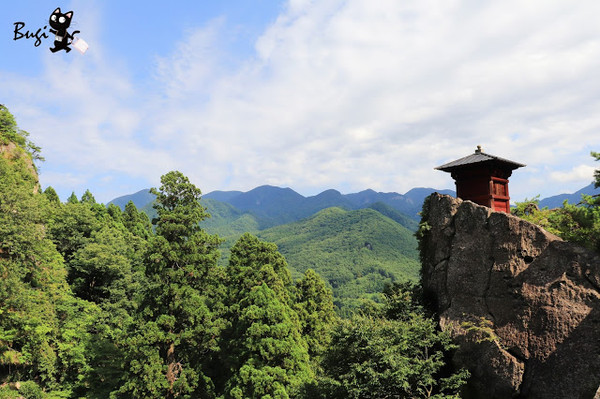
[[4, 0, 600, 202], [550, 165, 596, 183], [148, 0, 600, 197]]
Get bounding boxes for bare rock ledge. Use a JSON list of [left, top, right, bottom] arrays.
[[420, 193, 600, 398]]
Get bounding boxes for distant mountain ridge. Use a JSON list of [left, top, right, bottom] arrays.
[[110, 183, 600, 220], [538, 183, 600, 209], [108, 188, 156, 210], [109, 185, 456, 222], [206, 185, 456, 222]]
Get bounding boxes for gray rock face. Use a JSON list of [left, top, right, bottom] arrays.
[[419, 193, 600, 398]]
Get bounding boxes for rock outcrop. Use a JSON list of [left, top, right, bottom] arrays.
[[419, 193, 600, 398], [0, 142, 40, 193]]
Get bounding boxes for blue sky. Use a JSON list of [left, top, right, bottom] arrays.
[[2, 0, 599, 203]]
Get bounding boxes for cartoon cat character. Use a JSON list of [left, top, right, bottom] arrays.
[[48, 7, 80, 53]]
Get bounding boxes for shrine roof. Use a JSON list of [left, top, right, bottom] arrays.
[[435, 146, 526, 172]]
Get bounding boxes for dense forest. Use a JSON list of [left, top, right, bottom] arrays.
[[511, 157, 600, 252], [141, 191, 423, 316], [0, 105, 468, 398]]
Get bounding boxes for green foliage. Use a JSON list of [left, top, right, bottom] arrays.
[[0, 107, 97, 394], [47, 201, 103, 263], [67, 192, 78, 204], [259, 207, 420, 314], [225, 283, 311, 398], [381, 281, 424, 321], [107, 203, 123, 223], [16, 381, 43, 399], [593, 151, 600, 188], [461, 317, 499, 344], [122, 201, 153, 239], [511, 197, 562, 236], [311, 282, 468, 398], [0, 156, 62, 385], [512, 195, 600, 252], [315, 315, 466, 398], [80, 189, 96, 204], [227, 233, 292, 305], [511, 152, 600, 252], [69, 223, 145, 304], [43, 186, 60, 204], [223, 234, 312, 399], [0, 105, 43, 162], [416, 195, 432, 275], [117, 171, 224, 399], [294, 269, 337, 359]]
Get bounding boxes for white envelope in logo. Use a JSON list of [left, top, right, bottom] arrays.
[[72, 37, 88, 54]]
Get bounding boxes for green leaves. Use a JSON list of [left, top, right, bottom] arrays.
[[316, 296, 467, 398], [151, 171, 209, 242], [294, 269, 336, 358], [117, 171, 224, 399], [592, 151, 600, 188], [258, 207, 421, 314], [510, 152, 600, 253], [222, 234, 322, 399]]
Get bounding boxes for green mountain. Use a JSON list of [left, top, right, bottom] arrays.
[[113, 185, 455, 224], [223, 185, 325, 228], [111, 186, 441, 312], [257, 207, 420, 313], [367, 201, 419, 231]]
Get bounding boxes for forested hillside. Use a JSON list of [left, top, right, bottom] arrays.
[[139, 189, 423, 314], [0, 105, 467, 398], [258, 207, 420, 313]]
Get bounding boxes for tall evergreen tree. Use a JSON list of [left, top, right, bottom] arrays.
[[223, 234, 312, 398], [67, 192, 79, 204], [116, 171, 223, 399], [122, 200, 153, 239], [43, 186, 60, 204], [107, 203, 124, 223], [294, 269, 336, 360], [80, 189, 96, 204]]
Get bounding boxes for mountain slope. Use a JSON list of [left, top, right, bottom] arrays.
[[367, 202, 419, 231], [203, 190, 243, 202], [205, 185, 454, 223], [108, 189, 155, 210], [258, 207, 420, 313], [110, 185, 454, 225], [539, 183, 600, 209]]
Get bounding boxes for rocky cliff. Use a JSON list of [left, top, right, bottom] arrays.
[[419, 193, 600, 398], [0, 142, 40, 193]]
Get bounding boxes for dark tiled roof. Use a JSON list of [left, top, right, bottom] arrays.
[[435, 147, 525, 172]]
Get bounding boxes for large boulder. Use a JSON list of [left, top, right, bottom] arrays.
[[419, 193, 600, 398]]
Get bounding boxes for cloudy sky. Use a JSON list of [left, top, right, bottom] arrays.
[[2, 0, 599, 203]]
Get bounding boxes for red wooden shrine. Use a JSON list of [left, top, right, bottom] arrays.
[[435, 146, 525, 213]]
